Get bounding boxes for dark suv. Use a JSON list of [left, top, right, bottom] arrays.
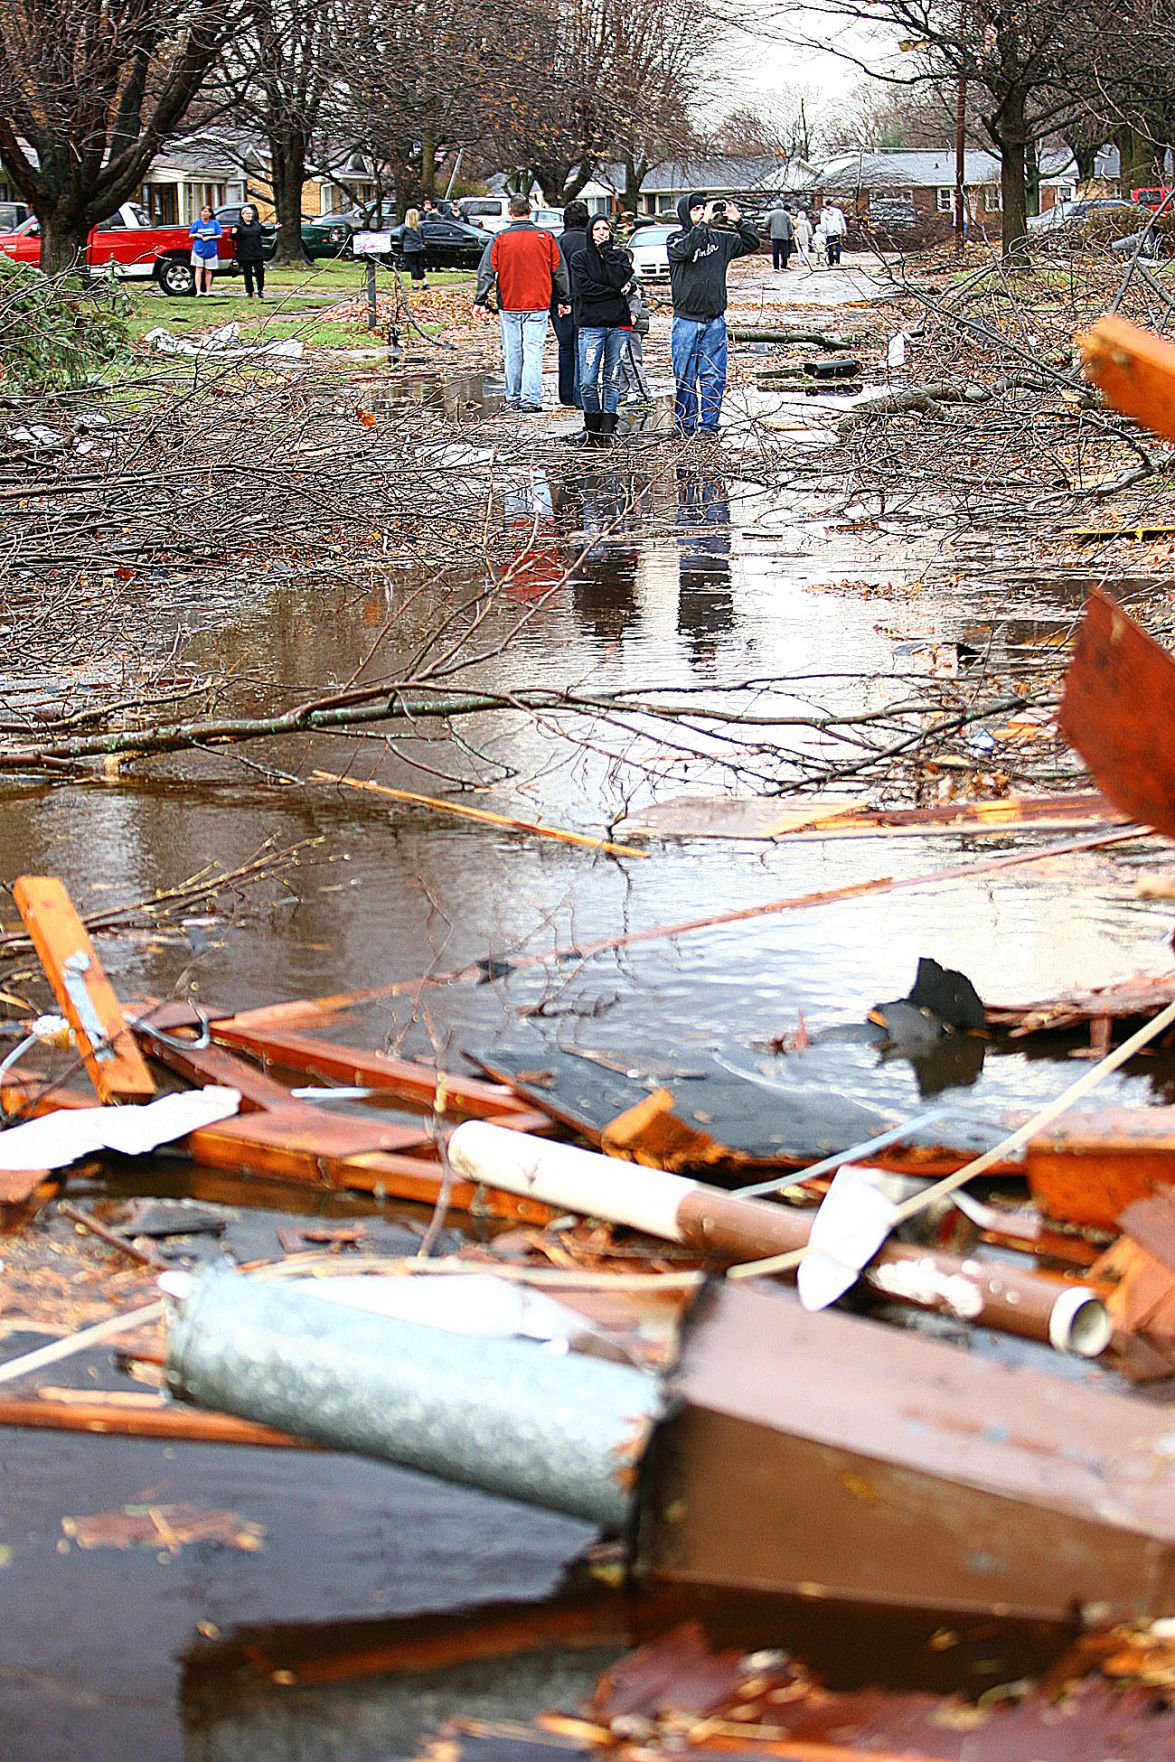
[[214, 205, 279, 262]]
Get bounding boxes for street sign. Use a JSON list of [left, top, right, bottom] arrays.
[[352, 231, 393, 255]]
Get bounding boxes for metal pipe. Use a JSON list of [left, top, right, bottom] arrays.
[[447, 1124, 1111, 1358], [164, 1270, 658, 1527]]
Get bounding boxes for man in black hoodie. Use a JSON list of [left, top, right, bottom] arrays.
[[666, 190, 759, 435], [552, 199, 589, 406]]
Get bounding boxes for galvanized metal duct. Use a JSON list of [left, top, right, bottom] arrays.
[[165, 1270, 659, 1529]]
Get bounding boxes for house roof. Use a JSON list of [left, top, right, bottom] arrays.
[[639, 155, 815, 193], [815, 145, 1082, 190]]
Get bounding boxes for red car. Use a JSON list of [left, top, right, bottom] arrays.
[[0, 201, 233, 295]]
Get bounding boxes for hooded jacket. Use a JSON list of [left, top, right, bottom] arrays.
[[569, 232, 633, 328], [666, 193, 759, 322]]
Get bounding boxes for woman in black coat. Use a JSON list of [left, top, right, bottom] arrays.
[[400, 208, 428, 286], [568, 218, 634, 445], [232, 203, 268, 298]]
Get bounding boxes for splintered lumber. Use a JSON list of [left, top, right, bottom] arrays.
[[131, 1017, 552, 1220], [0, 1390, 318, 1449], [209, 1017, 546, 1122], [1060, 587, 1175, 838], [1080, 312, 1175, 445], [311, 770, 649, 859], [187, 1113, 549, 1220], [987, 971, 1175, 1036], [615, 790, 1122, 844], [12, 875, 154, 1102]]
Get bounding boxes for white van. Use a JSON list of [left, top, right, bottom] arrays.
[[461, 197, 563, 235]]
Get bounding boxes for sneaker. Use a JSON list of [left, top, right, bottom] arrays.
[[504, 399, 521, 409], [518, 402, 543, 413]]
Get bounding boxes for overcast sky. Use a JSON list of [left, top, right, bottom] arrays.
[[717, 11, 907, 121]]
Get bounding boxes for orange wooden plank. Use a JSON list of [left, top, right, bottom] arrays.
[[12, 876, 154, 1103], [1080, 314, 1175, 445], [1028, 1106, 1175, 1228], [211, 1021, 535, 1119], [188, 1112, 552, 1221]]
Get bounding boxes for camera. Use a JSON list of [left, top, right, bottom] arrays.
[[710, 200, 727, 216]]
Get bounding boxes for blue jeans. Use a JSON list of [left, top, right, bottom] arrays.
[[551, 304, 580, 406], [671, 315, 728, 433], [577, 325, 625, 414], [499, 309, 548, 405]]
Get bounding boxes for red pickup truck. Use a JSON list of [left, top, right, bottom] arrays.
[[0, 201, 232, 295]]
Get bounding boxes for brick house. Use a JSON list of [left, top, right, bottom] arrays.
[[813, 148, 1079, 234]]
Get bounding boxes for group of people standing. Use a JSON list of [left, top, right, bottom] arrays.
[[763, 200, 848, 269], [474, 189, 759, 440], [188, 203, 270, 296], [474, 195, 650, 443]]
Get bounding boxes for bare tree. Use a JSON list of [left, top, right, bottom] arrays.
[[768, 0, 1126, 258], [0, 0, 243, 275]]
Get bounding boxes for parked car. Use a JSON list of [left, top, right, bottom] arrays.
[[460, 197, 563, 235], [0, 200, 30, 231], [0, 200, 231, 295], [1028, 197, 1143, 232], [1131, 186, 1174, 211], [628, 223, 674, 285], [300, 205, 398, 259], [215, 204, 279, 263], [387, 216, 488, 271]]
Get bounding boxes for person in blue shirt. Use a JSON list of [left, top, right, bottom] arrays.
[[189, 205, 222, 296]]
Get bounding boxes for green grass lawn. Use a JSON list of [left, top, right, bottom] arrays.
[[124, 260, 473, 348]]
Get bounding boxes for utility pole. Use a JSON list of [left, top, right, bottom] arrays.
[[954, 72, 966, 252]]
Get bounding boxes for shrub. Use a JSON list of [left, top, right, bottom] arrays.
[[0, 257, 131, 391]]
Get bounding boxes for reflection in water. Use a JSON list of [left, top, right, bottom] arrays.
[[675, 468, 734, 670], [558, 466, 645, 647]]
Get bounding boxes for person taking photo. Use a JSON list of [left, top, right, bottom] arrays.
[[666, 192, 759, 436]]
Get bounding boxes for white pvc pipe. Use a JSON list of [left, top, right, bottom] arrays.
[[447, 1121, 694, 1241]]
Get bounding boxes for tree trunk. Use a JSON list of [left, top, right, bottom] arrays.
[[623, 159, 643, 213], [999, 132, 1029, 264], [40, 209, 88, 279], [420, 127, 436, 197], [1116, 123, 1152, 193], [270, 130, 312, 264]]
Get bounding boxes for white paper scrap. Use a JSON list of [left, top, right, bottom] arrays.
[[797, 1163, 901, 1313], [304, 1272, 583, 1349], [0, 1087, 241, 1172]]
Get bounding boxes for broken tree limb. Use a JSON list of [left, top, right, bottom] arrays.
[[311, 769, 649, 859], [727, 326, 854, 347], [837, 383, 990, 438]]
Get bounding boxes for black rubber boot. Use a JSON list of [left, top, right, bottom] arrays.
[[560, 411, 597, 446], [592, 411, 618, 446]]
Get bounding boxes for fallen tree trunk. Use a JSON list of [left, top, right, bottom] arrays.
[[837, 382, 989, 437], [728, 326, 855, 348]]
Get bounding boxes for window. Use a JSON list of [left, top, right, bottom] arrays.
[[936, 187, 955, 212], [982, 184, 1002, 211]]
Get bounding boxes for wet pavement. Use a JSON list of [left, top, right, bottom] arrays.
[[3, 263, 1174, 1758]]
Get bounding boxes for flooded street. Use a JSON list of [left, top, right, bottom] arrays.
[[4, 258, 1175, 1760]]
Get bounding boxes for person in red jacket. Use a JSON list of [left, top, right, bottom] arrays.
[[474, 195, 570, 412]]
